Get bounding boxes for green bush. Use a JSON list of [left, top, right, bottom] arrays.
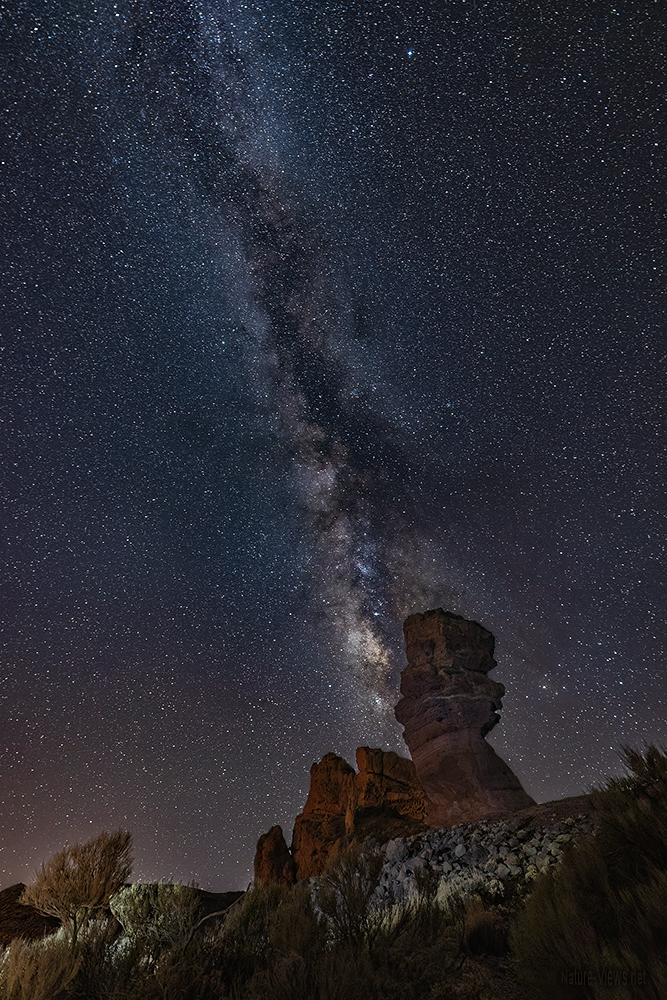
[[510, 744, 667, 1000]]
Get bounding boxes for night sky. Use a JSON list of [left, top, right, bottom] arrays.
[[2, 0, 665, 891]]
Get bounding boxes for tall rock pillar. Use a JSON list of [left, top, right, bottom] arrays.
[[395, 609, 535, 826]]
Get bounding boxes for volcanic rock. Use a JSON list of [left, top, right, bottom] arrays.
[[290, 753, 355, 880], [254, 748, 427, 882], [352, 746, 427, 823], [253, 825, 296, 887], [395, 609, 535, 826], [0, 883, 60, 946]]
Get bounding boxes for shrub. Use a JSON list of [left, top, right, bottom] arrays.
[[0, 930, 81, 1000], [20, 830, 133, 949], [510, 744, 667, 1000], [243, 882, 319, 1000], [64, 918, 127, 1000], [316, 841, 385, 947], [202, 879, 290, 994], [110, 882, 201, 956], [463, 897, 507, 957]]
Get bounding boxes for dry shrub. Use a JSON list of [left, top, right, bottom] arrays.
[[266, 880, 325, 967], [1, 831, 537, 999], [314, 846, 472, 1000], [189, 879, 288, 996], [236, 846, 478, 1000], [20, 830, 132, 949], [463, 897, 507, 957], [0, 930, 81, 1000], [110, 882, 201, 955], [316, 841, 385, 947]]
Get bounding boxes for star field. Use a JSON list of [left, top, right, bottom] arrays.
[[1, 0, 665, 890]]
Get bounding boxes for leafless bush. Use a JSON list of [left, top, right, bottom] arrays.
[[316, 842, 385, 947]]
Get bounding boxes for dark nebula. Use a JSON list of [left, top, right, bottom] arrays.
[[1, 0, 665, 889]]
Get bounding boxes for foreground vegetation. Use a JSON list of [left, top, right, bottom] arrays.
[[0, 855, 513, 1000], [2, 745, 666, 999], [511, 745, 667, 1000]]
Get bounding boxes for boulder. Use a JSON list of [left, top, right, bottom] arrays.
[[395, 609, 535, 826]]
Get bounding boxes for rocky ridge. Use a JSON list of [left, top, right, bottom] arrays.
[[255, 609, 580, 885]]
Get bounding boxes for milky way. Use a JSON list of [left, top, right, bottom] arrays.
[[2, 0, 665, 889]]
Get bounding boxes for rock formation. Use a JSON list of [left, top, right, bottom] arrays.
[[254, 826, 296, 887], [0, 883, 60, 946], [291, 747, 428, 879], [255, 747, 427, 883], [255, 609, 538, 881], [354, 747, 427, 822], [289, 753, 354, 881], [395, 609, 535, 826]]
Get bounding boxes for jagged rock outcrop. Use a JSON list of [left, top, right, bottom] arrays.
[[353, 747, 427, 823], [291, 747, 428, 879], [290, 753, 355, 881], [255, 609, 538, 880], [255, 747, 428, 883], [254, 826, 296, 886], [395, 609, 535, 826]]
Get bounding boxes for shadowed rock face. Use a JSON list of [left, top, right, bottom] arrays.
[[395, 609, 535, 826], [0, 884, 60, 946], [353, 747, 427, 824]]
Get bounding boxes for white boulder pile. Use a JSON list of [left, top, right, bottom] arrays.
[[377, 813, 592, 901]]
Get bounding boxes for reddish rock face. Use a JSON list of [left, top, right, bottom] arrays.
[[254, 748, 427, 882], [395, 609, 535, 826], [253, 825, 296, 886], [255, 610, 535, 879], [291, 753, 355, 880], [353, 747, 427, 824]]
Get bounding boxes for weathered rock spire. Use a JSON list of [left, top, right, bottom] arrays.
[[395, 609, 535, 826]]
